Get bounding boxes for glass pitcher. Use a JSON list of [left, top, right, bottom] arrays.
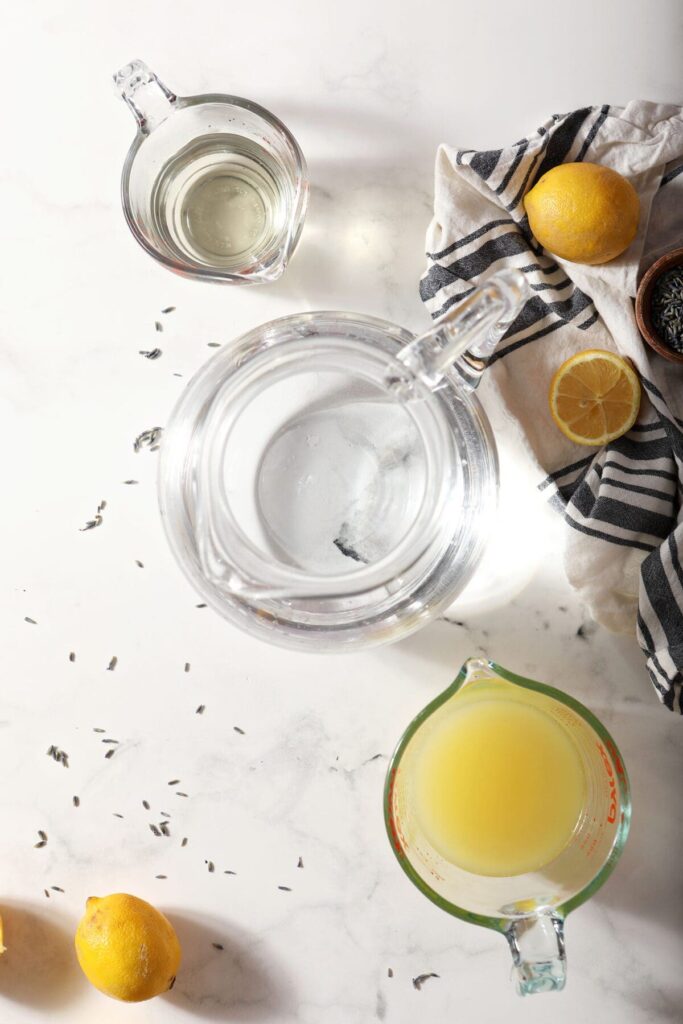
[[384, 658, 631, 995], [113, 60, 308, 283], [158, 270, 527, 650]]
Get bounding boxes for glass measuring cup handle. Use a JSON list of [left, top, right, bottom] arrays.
[[113, 60, 176, 134], [505, 911, 567, 996], [394, 268, 527, 393]]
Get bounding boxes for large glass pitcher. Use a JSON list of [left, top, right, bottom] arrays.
[[159, 270, 527, 649], [384, 658, 631, 995]]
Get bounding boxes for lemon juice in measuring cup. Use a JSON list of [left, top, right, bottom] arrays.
[[385, 658, 631, 995], [413, 693, 586, 877]]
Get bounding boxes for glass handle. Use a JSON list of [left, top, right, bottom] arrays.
[[394, 268, 527, 394], [113, 60, 176, 134], [506, 912, 567, 996]]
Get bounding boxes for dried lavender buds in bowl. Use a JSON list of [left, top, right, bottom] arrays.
[[636, 247, 683, 364], [651, 266, 683, 351]]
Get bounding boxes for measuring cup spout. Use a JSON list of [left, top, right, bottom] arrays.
[[394, 268, 527, 394], [506, 911, 567, 995], [113, 60, 176, 134]]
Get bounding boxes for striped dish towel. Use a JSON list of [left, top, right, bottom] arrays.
[[421, 102, 683, 711]]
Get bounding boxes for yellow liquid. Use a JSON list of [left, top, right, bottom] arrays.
[[414, 695, 586, 877]]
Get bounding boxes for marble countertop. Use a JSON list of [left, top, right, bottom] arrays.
[[2, 1, 682, 1021]]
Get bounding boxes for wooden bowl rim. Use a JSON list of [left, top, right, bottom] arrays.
[[635, 246, 683, 364]]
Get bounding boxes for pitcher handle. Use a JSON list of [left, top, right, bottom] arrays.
[[393, 268, 527, 394], [113, 60, 176, 134], [506, 911, 567, 996]]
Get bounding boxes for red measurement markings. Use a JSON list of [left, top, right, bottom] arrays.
[[596, 742, 618, 824]]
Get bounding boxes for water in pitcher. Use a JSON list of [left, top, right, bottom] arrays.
[[149, 133, 290, 269], [220, 368, 435, 576]]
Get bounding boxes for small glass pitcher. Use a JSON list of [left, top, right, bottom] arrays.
[[159, 270, 526, 650], [384, 658, 631, 995], [113, 60, 308, 283]]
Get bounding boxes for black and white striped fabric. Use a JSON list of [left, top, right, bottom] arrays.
[[421, 102, 683, 711]]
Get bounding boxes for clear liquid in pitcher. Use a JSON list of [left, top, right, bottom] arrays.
[[149, 134, 289, 269], [221, 370, 435, 576]]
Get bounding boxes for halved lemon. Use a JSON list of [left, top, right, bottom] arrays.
[[549, 349, 641, 446]]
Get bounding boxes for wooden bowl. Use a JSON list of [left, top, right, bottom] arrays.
[[635, 246, 683, 363]]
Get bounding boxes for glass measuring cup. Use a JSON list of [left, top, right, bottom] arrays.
[[113, 60, 307, 283], [159, 270, 526, 650], [384, 657, 631, 996]]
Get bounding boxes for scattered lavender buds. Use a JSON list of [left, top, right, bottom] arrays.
[[79, 514, 102, 532], [34, 830, 48, 848], [413, 973, 440, 991], [47, 745, 69, 768], [133, 427, 163, 452]]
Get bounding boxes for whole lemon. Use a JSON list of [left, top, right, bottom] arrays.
[[524, 162, 639, 264], [75, 894, 181, 1002]]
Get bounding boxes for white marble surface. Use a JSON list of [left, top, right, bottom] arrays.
[[2, 1, 683, 1021]]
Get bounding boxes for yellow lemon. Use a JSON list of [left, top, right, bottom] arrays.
[[524, 162, 639, 264], [75, 894, 181, 1002], [549, 349, 641, 446]]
